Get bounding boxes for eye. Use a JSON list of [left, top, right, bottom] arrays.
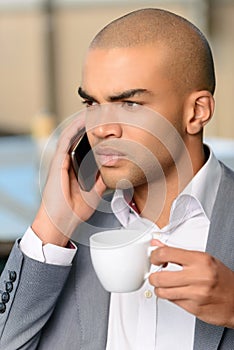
[[82, 100, 99, 108], [122, 101, 142, 111]]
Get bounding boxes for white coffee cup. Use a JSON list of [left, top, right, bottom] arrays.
[[89, 228, 153, 293]]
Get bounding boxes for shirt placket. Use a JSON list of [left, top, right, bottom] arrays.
[[135, 230, 163, 350]]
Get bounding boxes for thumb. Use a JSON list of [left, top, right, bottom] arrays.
[[80, 173, 107, 212], [150, 238, 166, 247], [94, 173, 107, 196]]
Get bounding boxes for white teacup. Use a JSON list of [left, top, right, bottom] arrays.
[[89, 228, 153, 293]]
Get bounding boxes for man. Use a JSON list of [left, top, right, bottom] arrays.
[[0, 8, 233, 350]]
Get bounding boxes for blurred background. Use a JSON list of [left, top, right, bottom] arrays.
[[0, 0, 234, 269]]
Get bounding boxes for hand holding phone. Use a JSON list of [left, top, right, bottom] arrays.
[[71, 130, 99, 191]]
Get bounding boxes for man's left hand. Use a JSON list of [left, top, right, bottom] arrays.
[[149, 239, 234, 328]]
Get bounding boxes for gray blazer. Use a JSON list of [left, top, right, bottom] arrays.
[[0, 162, 233, 350]]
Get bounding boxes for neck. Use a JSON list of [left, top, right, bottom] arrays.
[[133, 174, 178, 228], [132, 143, 206, 228]]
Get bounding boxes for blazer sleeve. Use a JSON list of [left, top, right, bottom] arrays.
[[0, 239, 72, 350]]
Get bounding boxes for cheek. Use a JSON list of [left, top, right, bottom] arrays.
[[139, 135, 176, 174]]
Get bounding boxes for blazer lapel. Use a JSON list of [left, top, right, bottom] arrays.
[[194, 163, 234, 350]]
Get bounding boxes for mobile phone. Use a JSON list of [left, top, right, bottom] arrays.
[[71, 130, 99, 191]]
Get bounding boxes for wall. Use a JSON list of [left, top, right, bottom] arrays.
[[0, 0, 233, 137]]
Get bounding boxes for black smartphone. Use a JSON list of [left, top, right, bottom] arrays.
[[71, 129, 99, 191]]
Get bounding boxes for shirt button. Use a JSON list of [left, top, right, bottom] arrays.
[[144, 290, 153, 299]]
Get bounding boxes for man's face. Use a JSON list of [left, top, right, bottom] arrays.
[[80, 46, 188, 189]]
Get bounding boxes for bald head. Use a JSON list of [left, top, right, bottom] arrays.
[[90, 8, 215, 95]]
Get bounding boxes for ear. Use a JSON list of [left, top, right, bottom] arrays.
[[185, 91, 215, 135]]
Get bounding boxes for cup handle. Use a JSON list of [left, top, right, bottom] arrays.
[[144, 246, 161, 280], [144, 271, 151, 280]]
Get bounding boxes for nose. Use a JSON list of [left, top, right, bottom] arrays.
[[86, 104, 123, 140], [92, 122, 122, 139]]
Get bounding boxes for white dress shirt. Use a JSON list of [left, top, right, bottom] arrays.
[[106, 147, 221, 350], [20, 146, 221, 349]]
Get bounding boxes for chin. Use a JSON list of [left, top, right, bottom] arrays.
[[101, 177, 130, 190], [100, 168, 146, 190]]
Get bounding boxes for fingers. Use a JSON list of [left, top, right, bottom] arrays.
[[154, 285, 191, 301], [47, 114, 86, 183], [57, 114, 86, 154], [94, 173, 107, 195], [150, 238, 165, 247], [149, 247, 216, 299], [150, 245, 202, 267], [79, 174, 106, 209], [153, 285, 206, 307], [149, 269, 193, 288], [149, 244, 205, 289], [149, 241, 234, 327], [81, 175, 106, 200]]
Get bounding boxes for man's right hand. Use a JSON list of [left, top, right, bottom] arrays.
[[32, 116, 106, 247]]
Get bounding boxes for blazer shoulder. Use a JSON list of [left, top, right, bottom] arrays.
[[219, 161, 234, 183], [207, 161, 234, 269]]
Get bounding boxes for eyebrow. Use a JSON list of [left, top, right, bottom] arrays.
[[78, 86, 151, 103], [108, 88, 151, 102], [78, 87, 97, 102]]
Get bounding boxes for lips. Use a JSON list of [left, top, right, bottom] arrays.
[[94, 147, 127, 166]]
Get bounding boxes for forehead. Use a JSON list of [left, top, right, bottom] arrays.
[[81, 46, 167, 98]]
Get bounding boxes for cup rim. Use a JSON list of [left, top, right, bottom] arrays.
[[89, 229, 152, 250]]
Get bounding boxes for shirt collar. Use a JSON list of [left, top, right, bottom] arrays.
[[111, 189, 137, 227], [111, 145, 221, 227]]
